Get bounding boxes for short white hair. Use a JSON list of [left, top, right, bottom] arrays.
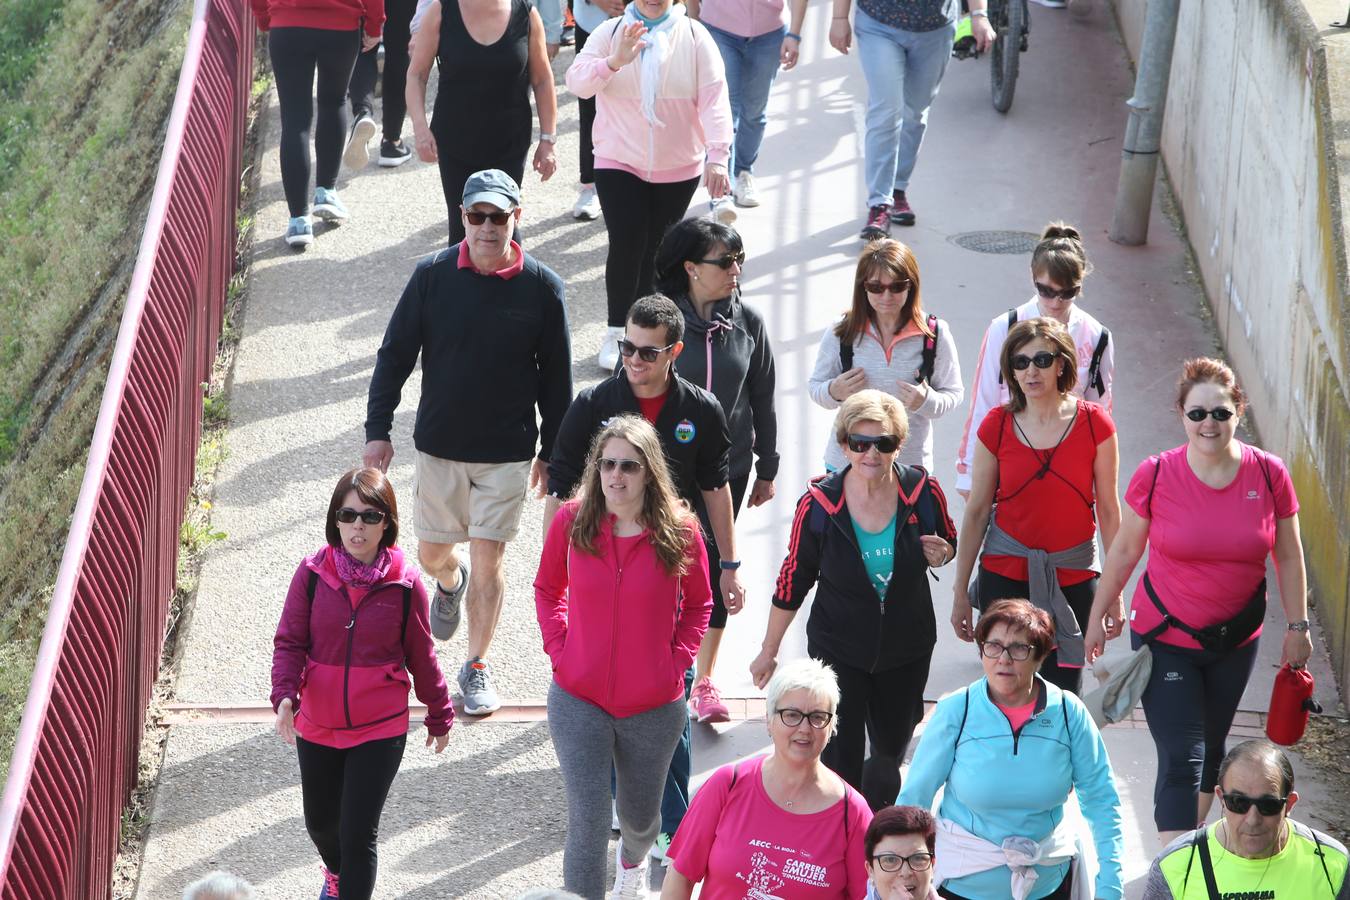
[[183, 871, 255, 900], [765, 658, 841, 737]]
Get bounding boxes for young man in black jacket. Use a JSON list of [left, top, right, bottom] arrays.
[[364, 169, 572, 715]]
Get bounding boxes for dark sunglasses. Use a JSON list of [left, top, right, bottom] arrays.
[[1011, 351, 1059, 371], [697, 251, 745, 269], [599, 457, 644, 475], [1218, 789, 1287, 817], [618, 339, 677, 363], [1185, 407, 1235, 422], [336, 507, 386, 525], [870, 852, 933, 873], [845, 433, 901, 454], [980, 640, 1035, 661], [863, 279, 911, 296], [775, 708, 834, 729], [464, 210, 512, 226], [1034, 281, 1080, 301]]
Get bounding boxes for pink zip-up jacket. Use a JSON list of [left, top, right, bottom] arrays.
[[564, 11, 733, 183], [534, 501, 712, 717], [271, 545, 452, 748]]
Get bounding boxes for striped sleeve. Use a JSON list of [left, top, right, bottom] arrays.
[[773, 490, 820, 610]]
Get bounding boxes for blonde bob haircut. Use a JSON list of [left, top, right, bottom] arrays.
[[765, 657, 842, 739], [999, 318, 1079, 414], [569, 414, 696, 577], [833, 389, 909, 450]]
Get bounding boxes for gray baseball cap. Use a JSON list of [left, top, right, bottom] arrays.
[[462, 169, 521, 210]]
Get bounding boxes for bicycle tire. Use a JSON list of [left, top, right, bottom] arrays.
[[989, 0, 1022, 113]]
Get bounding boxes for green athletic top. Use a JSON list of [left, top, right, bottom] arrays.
[[1143, 819, 1350, 899], [851, 513, 896, 602]]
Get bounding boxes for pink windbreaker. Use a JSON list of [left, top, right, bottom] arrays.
[[250, 0, 384, 36], [564, 12, 733, 183], [534, 501, 712, 717], [271, 545, 452, 748]]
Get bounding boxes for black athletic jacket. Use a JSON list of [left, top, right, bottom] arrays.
[[773, 463, 957, 671]]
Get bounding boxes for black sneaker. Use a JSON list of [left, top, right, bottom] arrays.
[[343, 113, 377, 169], [378, 138, 412, 168], [890, 190, 916, 226]]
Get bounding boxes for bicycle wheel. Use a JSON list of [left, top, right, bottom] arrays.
[[989, 0, 1023, 113]]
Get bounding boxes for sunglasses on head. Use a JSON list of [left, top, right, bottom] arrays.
[[618, 339, 677, 363], [1034, 281, 1080, 301], [1011, 351, 1059, 371], [697, 251, 745, 270], [845, 433, 901, 454], [870, 852, 933, 873], [1185, 406, 1235, 422], [464, 210, 512, 226], [599, 457, 644, 475], [863, 279, 911, 296], [336, 507, 386, 525], [1219, 789, 1287, 817]]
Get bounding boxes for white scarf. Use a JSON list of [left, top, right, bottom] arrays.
[[932, 817, 1093, 900], [621, 1, 686, 127]]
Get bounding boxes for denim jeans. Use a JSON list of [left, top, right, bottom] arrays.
[[705, 22, 784, 176], [854, 9, 955, 208]]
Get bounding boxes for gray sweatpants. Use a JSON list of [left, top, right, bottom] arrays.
[[547, 681, 687, 900]]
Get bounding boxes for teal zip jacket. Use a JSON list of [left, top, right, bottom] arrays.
[[898, 676, 1124, 900]]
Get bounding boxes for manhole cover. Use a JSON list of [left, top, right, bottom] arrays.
[[949, 230, 1041, 254]]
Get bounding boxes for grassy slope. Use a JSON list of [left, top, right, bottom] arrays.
[[0, 0, 191, 783]]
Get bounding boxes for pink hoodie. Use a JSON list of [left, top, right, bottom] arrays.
[[565, 12, 733, 183], [535, 501, 712, 717]]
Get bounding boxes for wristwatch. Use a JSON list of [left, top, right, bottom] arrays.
[[539, 133, 557, 143], [1287, 619, 1310, 633]]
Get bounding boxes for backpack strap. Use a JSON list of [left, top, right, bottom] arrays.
[[839, 336, 854, 373], [1087, 327, 1110, 397], [1311, 827, 1337, 896], [997, 309, 1017, 385], [306, 569, 319, 603], [1145, 456, 1161, 518], [917, 314, 940, 384], [1195, 829, 1223, 900]]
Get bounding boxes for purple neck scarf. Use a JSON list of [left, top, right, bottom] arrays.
[[332, 544, 392, 588]]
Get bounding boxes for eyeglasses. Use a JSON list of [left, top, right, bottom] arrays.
[[1034, 281, 1080, 301], [617, 339, 677, 362], [1011, 351, 1059, 371], [979, 640, 1035, 661], [464, 210, 512, 226], [863, 279, 911, 296], [599, 457, 644, 475], [1218, 789, 1287, 817], [775, 708, 834, 729], [870, 852, 933, 873], [846, 433, 901, 454], [697, 251, 745, 269], [1185, 407, 1235, 422], [336, 507, 387, 525]]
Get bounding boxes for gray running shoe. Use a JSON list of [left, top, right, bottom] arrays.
[[429, 562, 468, 640], [458, 657, 501, 715]]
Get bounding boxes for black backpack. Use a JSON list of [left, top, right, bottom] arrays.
[[840, 314, 940, 384], [997, 308, 1110, 397]]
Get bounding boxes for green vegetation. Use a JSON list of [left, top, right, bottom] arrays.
[[0, 0, 193, 782]]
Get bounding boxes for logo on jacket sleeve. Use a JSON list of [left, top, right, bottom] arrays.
[[674, 419, 696, 444]]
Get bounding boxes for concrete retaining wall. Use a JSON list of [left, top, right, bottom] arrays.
[[1109, 0, 1350, 701]]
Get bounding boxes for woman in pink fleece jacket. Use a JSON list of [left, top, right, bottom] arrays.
[[565, 0, 733, 373], [535, 415, 713, 898], [271, 467, 452, 900]]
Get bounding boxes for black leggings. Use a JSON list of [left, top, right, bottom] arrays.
[[1140, 635, 1259, 831], [296, 733, 406, 900], [574, 24, 596, 183], [695, 473, 749, 630], [435, 148, 528, 246], [977, 568, 1096, 695], [268, 27, 361, 218], [810, 643, 932, 812], [593, 168, 701, 326], [348, 0, 415, 140]]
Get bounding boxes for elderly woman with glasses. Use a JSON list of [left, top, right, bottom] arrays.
[[809, 238, 963, 475], [271, 467, 453, 900], [752, 390, 957, 812], [662, 657, 872, 899], [864, 806, 940, 900], [950, 316, 1120, 696], [899, 599, 1124, 900]]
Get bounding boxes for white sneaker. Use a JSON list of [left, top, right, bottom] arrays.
[[611, 799, 621, 831], [733, 171, 760, 208], [573, 184, 601, 220], [611, 840, 651, 899], [597, 325, 624, 372], [709, 197, 737, 225]]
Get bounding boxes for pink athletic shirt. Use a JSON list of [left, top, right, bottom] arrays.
[[667, 755, 872, 899], [1125, 442, 1298, 650]]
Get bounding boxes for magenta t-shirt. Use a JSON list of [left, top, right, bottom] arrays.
[[1125, 442, 1298, 650], [667, 755, 872, 899]]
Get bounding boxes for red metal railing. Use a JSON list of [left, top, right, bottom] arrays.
[[0, 0, 251, 894]]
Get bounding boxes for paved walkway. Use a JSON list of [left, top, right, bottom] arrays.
[[136, 3, 1344, 897]]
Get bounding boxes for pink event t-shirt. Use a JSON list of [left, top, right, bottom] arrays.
[[667, 755, 872, 899], [1125, 442, 1298, 650]]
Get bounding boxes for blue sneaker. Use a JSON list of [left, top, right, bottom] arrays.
[[285, 215, 313, 249], [312, 187, 349, 224]]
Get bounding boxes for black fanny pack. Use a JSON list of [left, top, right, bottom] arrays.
[[1139, 572, 1266, 654]]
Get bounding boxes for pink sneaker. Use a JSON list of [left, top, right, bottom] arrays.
[[689, 677, 731, 724], [320, 866, 340, 900]]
